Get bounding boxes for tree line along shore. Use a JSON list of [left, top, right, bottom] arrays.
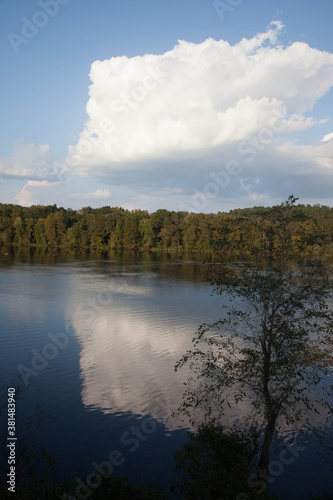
[[0, 198, 333, 258]]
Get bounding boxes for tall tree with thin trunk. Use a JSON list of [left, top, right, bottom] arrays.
[[175, 259, 333, 485]]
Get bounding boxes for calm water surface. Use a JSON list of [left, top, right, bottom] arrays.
[[0, 251, 332, 498]]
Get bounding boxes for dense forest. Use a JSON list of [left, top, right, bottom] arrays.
[[1, 197, 333, 258]]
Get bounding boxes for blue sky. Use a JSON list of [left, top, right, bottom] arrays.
[[1, 0, 333, 212]]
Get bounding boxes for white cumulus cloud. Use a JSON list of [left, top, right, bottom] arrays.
[[0, 140, 66, 181], [67, 20, 333, 195], [322, 132, 333, 142], [71, 189, 111, 201], [15, 180, 64, 206], [15, 180, 111, 208]]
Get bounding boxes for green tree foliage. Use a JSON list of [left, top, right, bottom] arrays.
[[139, 218, 155, 249], [0, 197, 332, 256], [174, 259, 333, 486], [33, 219, 47, 247], [123, 212, 140, 249], [181, 214, 199, 250]]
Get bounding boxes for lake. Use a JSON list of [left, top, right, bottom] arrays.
[[0, 251, 332, 499]]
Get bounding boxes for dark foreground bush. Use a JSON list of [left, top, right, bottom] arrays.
[[174, 423, 269, 500]]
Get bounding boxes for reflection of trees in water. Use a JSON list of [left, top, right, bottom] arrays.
[[1, 248, 216, 284]]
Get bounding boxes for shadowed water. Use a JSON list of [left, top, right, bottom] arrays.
[[0, 250, 332, 498]]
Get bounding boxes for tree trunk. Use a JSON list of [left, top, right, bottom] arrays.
[[257, 417, 276, 486]]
